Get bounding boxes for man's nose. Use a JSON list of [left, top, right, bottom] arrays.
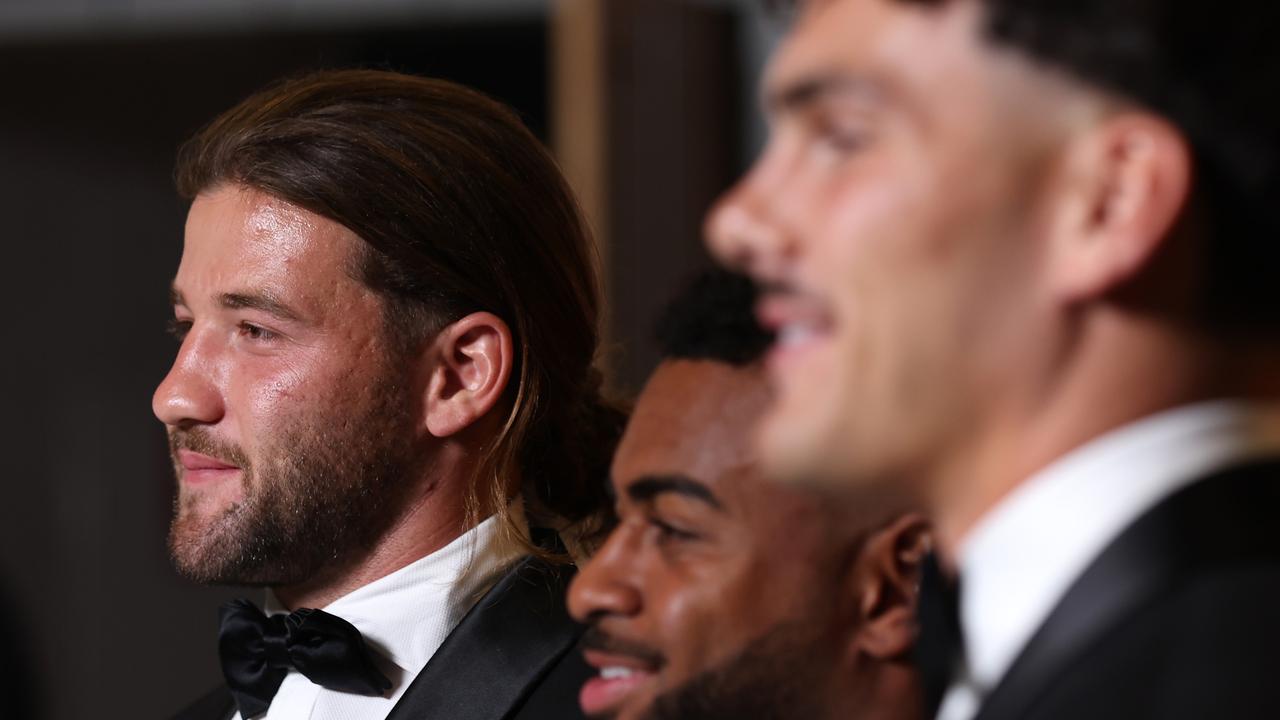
[[704, 174, 793, 280], [567, 527, 642, 623], [152, 332, 225, 429]]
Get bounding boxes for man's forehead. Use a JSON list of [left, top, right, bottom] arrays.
[[763, 0, 990, 115], [176, 185, 366, 310], [765, 0, 888, 91], [612, 361, 767, 495], [184, 185, 329, 257]]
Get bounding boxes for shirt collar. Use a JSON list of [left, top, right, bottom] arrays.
[[264, 510, 527, 680], [955, 400, 1280, 692]]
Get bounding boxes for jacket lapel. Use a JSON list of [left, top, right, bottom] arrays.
[[385, 554, 584, 720], [974, 458, 1280, 720]]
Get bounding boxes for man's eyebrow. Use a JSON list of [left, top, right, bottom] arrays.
[[763, 72, 881, 118], [169, 286, 305, 322], [219, 291, 303, 322], [626, 474, 724, 511]]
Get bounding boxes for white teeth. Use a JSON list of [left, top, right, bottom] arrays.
[[777, 324, 818, 347], [600, 666, 635, 680]]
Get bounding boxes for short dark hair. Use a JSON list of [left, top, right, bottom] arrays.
[[175, 69, 625, 554], [967, 0, 1278, 338], [656, 268, 775, 366], [783, 0, 1280, 338]]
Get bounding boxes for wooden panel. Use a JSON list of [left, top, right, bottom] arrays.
[[553, 0, 741, 392]]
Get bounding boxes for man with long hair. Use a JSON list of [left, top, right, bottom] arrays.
[[157, 70, 623, 720]]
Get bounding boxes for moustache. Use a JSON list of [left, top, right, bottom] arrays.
[[581, 626, 666, 669], [168, 427, 251, 470], [754, 278, 794, 297], [756, 279, 814, 306]]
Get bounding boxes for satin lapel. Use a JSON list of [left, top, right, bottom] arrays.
[[974, 459, 1280, 720], [385, 555, 584, 720]]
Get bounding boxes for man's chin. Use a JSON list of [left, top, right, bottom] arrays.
[[167, 509, 262, 585], [176, 478, 246, 517], [167, 533, 236, 585], [758, 410, 834, 487]]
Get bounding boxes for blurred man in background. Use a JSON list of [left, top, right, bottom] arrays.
[[709, 0, 1280, 718], [155, 69, 623, 720], [569, 269, 928, 720]]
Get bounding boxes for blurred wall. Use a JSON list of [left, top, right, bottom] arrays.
[[558, 0, 778, 389], [602, 0, 741, 388], [0, 1, 777, 717]]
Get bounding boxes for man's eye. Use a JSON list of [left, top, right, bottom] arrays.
[[817, 125, 867, 154], [167, 319, 192, 342], [811, 114, 870, 155], [650, 518, 700, 544], [824, 131, 866, 153], [238, 322, 278, 342]]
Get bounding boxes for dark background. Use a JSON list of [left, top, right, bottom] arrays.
[[0, 1, 776, 718]]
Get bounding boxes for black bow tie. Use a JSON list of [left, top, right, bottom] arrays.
[[218, 599, 392, 719], [915, 552, 965, 717]]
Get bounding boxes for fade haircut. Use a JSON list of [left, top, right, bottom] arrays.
[[780, 0, 1280, 339], [656, 268, 775, 366], [175, 69, 626, 555]]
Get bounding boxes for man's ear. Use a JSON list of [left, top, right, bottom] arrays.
[[421, 312, 514, 438], [850, 513, 932, 661], [1045, 112, 1191, 304]]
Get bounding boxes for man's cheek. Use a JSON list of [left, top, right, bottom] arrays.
[[655, 592, 723, 680]]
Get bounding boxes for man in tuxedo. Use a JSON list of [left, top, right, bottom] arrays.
[[156, 69, 624, 720], [569, 269, 929, 720], [708, 0, 1280, 718]]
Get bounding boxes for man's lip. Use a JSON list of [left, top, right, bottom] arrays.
[[756, 291, 834, 362], [755, 291, 833, 334], [582, 649, 659, 673], [579, 650, 659, 717], [177, 450, 239, 472]]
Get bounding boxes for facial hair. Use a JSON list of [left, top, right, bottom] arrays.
[[166, 366, 418, 587], [642, 619, 829, 720], [581, 626, 667, 670]]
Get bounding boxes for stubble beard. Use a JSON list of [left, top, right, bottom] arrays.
[[641, 619, 831, 720], [166, 369, 418, 587]]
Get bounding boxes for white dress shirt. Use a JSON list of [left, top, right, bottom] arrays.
[[233, 514, 526, 720], [936, 400, 1280, 720]]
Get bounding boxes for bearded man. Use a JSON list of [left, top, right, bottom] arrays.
[[569, 269, 929, 720], [156, 69, 622, 720]]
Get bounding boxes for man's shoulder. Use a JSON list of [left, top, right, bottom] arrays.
[[1063, 455, 1280, 620], [1061, 471, 1280, 716], [1016, 566, 1280, 719], [982, 459, 1280, 720]]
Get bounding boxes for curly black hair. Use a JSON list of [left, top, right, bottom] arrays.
[[655, 267, 775, 366]]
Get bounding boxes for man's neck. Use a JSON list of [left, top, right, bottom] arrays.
[[837, 661, 922, 720], [928, 312, 1259, 561]]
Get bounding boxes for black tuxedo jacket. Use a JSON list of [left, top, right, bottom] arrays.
[[949, 459, 1280, 720], [172, 554, 591, 720]]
